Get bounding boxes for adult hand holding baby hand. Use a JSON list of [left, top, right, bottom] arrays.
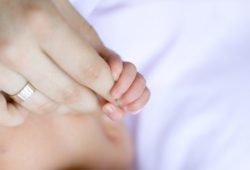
[[0, 0, 150, 126], [55, 0, 150, 118]]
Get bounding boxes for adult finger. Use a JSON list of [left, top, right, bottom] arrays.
[[52, 0, 105, 50], [36, 17, 115, 103], [0, 92, 27, 127], [100, 48, 123, 81], [52, 1, 123, 81], [0, 62, 66, 115], [0, 41, 100, 114]]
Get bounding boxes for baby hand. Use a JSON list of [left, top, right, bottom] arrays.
[[101, 49, 150, 121]]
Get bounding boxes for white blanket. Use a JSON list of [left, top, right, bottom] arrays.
[[71, 1, 250, 170]]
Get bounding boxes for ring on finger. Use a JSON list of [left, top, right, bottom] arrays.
[[11, 82, 36, 103]]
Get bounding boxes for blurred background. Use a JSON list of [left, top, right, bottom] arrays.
[[72, 1, 250, 170]]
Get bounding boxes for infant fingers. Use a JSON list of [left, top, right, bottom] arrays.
[[117, 73, 146, 106], [111, 62, 137, 99], [123, 87, 150, 113]]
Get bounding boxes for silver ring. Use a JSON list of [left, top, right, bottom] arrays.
[[11, 83, 36, 103]]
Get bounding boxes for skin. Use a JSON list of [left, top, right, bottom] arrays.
[[52, 0, 150, 116], [0, 111, 133, 170], [0, 0, 150, 169], [0, 0, 150, 126]]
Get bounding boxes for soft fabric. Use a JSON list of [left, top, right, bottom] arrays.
[[71, 1, 250, 170]]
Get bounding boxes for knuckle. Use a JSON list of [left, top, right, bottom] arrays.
[[124, 62, 137, 78], [113, 58, 123, 70], [23, 6, 54, 36], [127, 89, 150, 112], [137, 73, 146, 85], [107, 49, 121, 60], [125, 62, 136, 72], [24, 6, 47, 24], [37, 101, 58, 114], [58, 86, 82, 104], [110, 56, 121, 66], [109, 57, 122, 71], [77, 63, 101, 85], [0, 38, 10, 51], [0, 43, 20, 67]]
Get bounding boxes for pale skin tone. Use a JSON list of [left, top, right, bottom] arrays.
[[0, 111, 133, 170], [0, 0, 150, 126], [0, 0, 150, 169]]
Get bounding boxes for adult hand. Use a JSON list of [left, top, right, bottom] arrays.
[[0, 0, 115, 126], [53, 0, 150, 119]]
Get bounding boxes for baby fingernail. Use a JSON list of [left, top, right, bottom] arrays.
[[103, 104, 123, 121], [112, 90, 121, 99], [103, 104, 114, 114], [116, 99, 123, 106]]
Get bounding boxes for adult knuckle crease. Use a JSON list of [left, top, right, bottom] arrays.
[[0, 44, 20, 67], [38, 101, 57, 113], [60, 87, 81, 104], [78, 64, 100, 84], [24, 7, 54, 36]]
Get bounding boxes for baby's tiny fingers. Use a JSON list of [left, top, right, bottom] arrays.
[[118, 73, 146, 106], [123, 88, 150, 113], [111, 62, 137, 99]]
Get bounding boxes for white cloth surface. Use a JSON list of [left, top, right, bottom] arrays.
[[70, 1, 250, 170], [69, 0, 101, 17]]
